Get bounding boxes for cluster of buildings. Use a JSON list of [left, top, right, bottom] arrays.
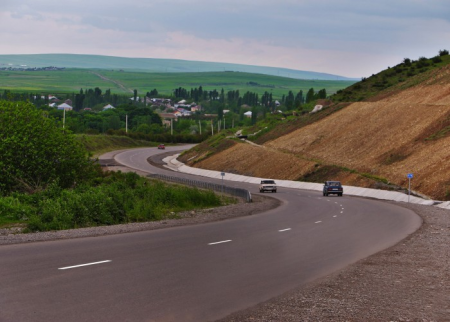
[[0, 65, 65, 72], [45, 96, 203, 121]]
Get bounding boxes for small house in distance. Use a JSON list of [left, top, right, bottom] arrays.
[[57, 103, 72, 111], [103, 104, 115, 110]]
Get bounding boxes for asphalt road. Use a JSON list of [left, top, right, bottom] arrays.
[[0, 146, 422, 322]]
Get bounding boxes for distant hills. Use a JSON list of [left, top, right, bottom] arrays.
[[0, 54, 357, 81]]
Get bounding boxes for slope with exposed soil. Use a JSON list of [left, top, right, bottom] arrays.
[[180, 63, 450, 200]]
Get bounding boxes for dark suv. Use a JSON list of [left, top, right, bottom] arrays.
[[323, 181, 343, 196]]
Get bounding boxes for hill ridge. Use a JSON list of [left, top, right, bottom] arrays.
[[0, 53, 357, 81]]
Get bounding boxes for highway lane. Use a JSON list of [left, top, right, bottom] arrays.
[[0, 146, 422, 322]]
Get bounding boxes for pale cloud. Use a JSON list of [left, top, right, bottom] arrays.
[[1, 0, 450, 78]]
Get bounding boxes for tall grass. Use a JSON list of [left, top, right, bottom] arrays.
[[0, 172, 227, 232]]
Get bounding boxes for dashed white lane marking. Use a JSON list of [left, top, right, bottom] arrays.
[[58, 260, 112, 270], [340, 211, 344, 213], [279, 228, 291, 232], [333, 215, 337, 218], [315, 221, 322, 224], [208, 240, 232, 245]]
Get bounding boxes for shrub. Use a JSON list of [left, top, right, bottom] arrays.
[[22, 172, 224, 232], [432, 56, 442, 63], [0, 196, 34, 224], [0, 101, 99, 195]]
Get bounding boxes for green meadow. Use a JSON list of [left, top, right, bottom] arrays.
[[0, 68, 355, 99]]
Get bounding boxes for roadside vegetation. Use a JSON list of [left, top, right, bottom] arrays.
[[1, 172, 223, 232], [0, 101, 230, 231], [332, 50, 450, 102]]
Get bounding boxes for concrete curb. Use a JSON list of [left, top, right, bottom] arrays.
[[163, 155, 450, 210]]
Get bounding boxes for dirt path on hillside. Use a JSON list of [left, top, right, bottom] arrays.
[[91, 71, 133, 93]]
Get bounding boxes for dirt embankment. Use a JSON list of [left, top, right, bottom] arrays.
[[183, 80, 450, 200]]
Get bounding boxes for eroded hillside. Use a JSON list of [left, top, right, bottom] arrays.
[[180, 64, 450, 200]]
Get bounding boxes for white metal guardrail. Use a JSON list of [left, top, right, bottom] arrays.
[[147, 173, 252, 202]]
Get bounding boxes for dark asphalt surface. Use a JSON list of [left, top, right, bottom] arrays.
[[0, 146, 422, 322]]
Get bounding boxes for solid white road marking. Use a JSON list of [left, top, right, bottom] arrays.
[[58, 260, 112, 270], [315, 221, 322, 224], [208, 240, 232, 245], [279, 228, 291, 232]]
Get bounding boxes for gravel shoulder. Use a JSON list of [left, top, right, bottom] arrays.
[[1, 165, 448, 321]]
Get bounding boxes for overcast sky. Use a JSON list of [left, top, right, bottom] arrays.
[[1, 0, 449, 78]]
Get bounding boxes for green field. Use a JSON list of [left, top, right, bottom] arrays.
[[0, 68, 355, 99]]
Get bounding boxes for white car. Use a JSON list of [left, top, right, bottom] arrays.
[[259, 180, 277, 193]]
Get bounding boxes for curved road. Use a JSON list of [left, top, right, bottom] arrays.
[[0, 146, 421, 322]]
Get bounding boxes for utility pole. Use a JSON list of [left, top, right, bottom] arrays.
[[126, 114, 128, 133]]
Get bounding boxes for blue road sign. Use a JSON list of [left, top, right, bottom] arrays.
[[407, 173, 413, 179]]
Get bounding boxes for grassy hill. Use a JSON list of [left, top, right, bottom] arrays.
[[0, 54, 357, 81], [0, 68, 354, 98], [178, 53, 450, 200]]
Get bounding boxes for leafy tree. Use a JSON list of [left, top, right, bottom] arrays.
[[217, 105, 224, 120], [133, 89, 138, 104], [317, 88, 327, 99], [251, 106, 258, 125], [0, 101, 98, 195], [306, 88, 315, 103], [439, 49, 449, 56]]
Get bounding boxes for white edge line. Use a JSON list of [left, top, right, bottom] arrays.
[[279, 228, 292, 232], [58, 260, 112, 270], [315, 221, 322, 224], [208, 240, 232, 245]]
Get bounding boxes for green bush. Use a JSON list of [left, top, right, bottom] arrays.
[[12, 172, 225, 232], [0, 101, 99, 195], [0, 196, 35, 224]]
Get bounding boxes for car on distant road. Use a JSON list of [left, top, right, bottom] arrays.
[[158, 144, 165, 150], [323, 181, 343, 196], [259, 180, 277, 193]]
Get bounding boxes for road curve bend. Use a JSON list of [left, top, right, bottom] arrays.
[[0, 146, 422, 322]]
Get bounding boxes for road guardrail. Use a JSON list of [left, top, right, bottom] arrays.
[[147, 173, 252, 202]]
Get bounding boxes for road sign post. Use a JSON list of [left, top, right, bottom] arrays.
[[407, 173, 413, 203], [221, 172, 225, 194]]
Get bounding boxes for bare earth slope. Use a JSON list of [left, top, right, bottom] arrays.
[[185, 65, 450, 200]]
